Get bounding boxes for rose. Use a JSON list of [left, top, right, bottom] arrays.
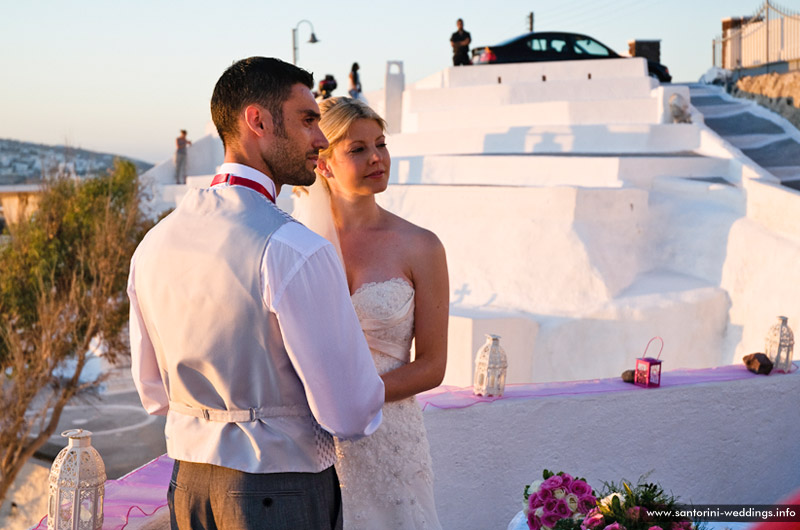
[[553, 488, 567, 500], [554, 498, 572, 518], [565, 493, 580, 513], [671, 522, 692, 530], [560, 473, 574, 489], [648, 527, 664, 530], [542, 512, 563, 529], [529, 492, 545, 511], [626, 506, 647, 522], [527, 511, 543, 530], [571, 480, 592, 497], [538, 487, 554, 501], [544, 498, 559, 514], [542, 475, 564, 490], [603, 523, 625, 530], [578, 494, 597, 513], [581, 508, 605, 530]]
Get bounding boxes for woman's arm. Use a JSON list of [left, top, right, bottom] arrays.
[[381, 230, 449, 402]]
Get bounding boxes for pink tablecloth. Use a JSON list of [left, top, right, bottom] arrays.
[[32, 363, 796, 529]]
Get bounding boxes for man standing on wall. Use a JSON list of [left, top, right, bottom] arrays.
[[173, 129, 191, 184], [128, 57, 385, 530], [450, 18, 472, 66]]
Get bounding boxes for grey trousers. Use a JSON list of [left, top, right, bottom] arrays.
[[174, 151, 187, 184], [168, 460, 343, 530]]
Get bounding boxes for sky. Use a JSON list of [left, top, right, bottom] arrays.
[[0, 0, 770, 164]]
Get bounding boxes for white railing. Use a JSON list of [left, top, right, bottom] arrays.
[[713, 1, 800, 70]]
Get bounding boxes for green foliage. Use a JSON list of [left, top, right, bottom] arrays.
[[0, 159, 150, 365], [0, 159, 152, 504], [552, 518, 582, 530], [595, 477, 707, 530]]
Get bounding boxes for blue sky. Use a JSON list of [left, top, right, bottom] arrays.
[[1, 0, 768, 164]]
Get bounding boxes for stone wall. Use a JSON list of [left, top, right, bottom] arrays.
[[731, 71, 800, 129]]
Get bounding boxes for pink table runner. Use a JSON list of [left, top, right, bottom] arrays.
[[416, 362, 795, 411], [32, 363, 796, 529]]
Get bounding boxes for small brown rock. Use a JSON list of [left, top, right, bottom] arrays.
[[743, 353, 773, 375], [621, 369, 635, 383]]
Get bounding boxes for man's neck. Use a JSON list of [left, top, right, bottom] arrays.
[[219, 159, 280, 197]]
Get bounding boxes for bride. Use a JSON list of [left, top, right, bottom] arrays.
[[294, 96, 449, 529]]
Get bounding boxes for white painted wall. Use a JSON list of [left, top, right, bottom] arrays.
[[425, 368, 800, 530]]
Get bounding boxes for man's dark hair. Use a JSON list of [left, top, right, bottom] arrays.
[[211, 57, 314, 148]]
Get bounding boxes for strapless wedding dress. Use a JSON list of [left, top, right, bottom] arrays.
[[335, 278, 442, 530]]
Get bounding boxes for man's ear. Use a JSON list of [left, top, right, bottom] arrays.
[[244, 104, 271, 136]]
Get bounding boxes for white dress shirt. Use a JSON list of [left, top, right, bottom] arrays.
[[128, 163, 383, 472]]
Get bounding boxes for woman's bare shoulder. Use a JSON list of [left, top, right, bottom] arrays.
[[385, 211, 444, 256]]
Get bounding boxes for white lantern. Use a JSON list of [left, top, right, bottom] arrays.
[[765, 316, 794, 373], [48, 429, 106, 530], [474, 334, 508, 397]]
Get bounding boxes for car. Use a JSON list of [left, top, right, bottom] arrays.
[[471, 31, 672, 83]]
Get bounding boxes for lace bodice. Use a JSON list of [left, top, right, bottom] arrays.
[[336, 278, 441, 530], [351, 277, 415, 373]]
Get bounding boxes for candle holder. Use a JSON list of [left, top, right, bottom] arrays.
[[474, 334, 508, 397], [48, 429, 105, 530], [765, 316, 794, 373], [634, 337, 664, 388]]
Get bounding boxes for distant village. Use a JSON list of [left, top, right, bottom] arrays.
[[0, 138, 152, 184]]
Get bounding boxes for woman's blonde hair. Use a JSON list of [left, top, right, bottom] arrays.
[[293, 97, 388, 197], [317, 97, 387, 160]]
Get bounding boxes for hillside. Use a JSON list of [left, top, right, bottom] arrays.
[[0, 138, 153, 185]]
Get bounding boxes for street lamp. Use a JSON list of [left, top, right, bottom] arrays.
[[292, 19, 319, 65]]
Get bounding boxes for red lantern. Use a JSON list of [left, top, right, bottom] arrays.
[[634, 337, 664, 388]]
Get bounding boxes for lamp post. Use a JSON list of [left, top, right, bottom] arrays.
[[292, 19, 319, 65]]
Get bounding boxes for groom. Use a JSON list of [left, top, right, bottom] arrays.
[[127, 57, 385, 529]]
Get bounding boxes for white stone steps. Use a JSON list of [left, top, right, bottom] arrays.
[[389, 153, 731, 188], [403, 77, 656, 112], [403, 97, 660, 132], [414, 57, 650, 89], [388, 124, 700, 157]]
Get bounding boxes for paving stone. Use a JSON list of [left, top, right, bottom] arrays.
[[704, 111, 786, 136], [690, 95, 739, 106], [741, 138, 800, 169]]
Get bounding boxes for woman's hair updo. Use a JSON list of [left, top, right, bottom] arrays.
[[317, 97, 387, 161]]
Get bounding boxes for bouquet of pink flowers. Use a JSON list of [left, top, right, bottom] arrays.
[[580, 479, 704, 530], [524, 470, 598, 530]]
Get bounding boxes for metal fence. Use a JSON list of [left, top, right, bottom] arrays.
[[713, 1, 800, 70]]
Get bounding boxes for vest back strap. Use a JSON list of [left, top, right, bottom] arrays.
[[169, 401, 310, 422]]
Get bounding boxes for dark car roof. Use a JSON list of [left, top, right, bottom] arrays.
[[476, 30, 670, 82], [491, 31, 621, 57], [494, 31, 611, 46]]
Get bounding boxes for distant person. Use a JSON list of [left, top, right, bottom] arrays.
[[348, 62, 362, 99], [173, 129, 191, 184], [317, 74, 338, 101], [450, 18, 471, 66]]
